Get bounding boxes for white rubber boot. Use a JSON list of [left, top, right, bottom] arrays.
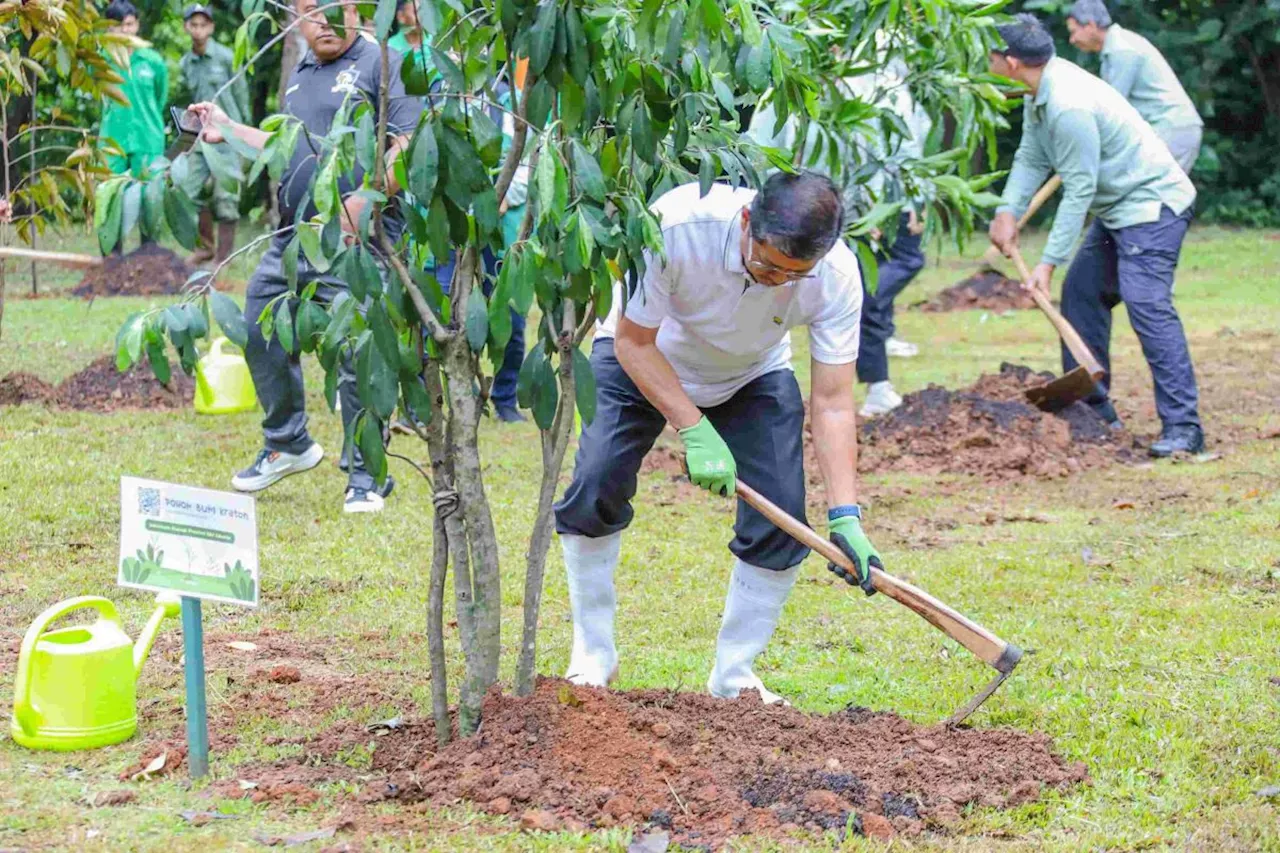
[[561, 532, 621, 687], [707, 558, 800, 705], [859, 380, 903, 417]]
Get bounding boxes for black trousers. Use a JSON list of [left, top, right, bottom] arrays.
[[856, 213, 926, 384], [553, 338, 810, 570]]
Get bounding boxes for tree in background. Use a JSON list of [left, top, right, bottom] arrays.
[[1026, 0, 1280, 226], [107, 0, 1009, 741]]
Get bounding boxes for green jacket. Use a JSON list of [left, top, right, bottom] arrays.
[[180, 40, 250, 126], [997, 58, 1196, 268], [101, 47, 169, 157], [1101, 24, 1201, 138]]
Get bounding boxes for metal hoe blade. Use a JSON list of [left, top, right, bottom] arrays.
[[1024, 365, 1096, 413], [946, 642, 1023, 727]]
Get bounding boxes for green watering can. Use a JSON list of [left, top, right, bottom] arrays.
[[10, 595, 180, 751], [194, 336, 258, 415]]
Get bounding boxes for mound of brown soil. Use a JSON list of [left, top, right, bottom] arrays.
[[378, 679, 1086, 846], [860, 363, 1123, 478], [52, 356, 193, 411], [73, 243, 192, 298], [916, 269, 1036, 313], [0, 372, 54, 405]]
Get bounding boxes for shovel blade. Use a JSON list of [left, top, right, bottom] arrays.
[[1024, 366, 1095, 412]]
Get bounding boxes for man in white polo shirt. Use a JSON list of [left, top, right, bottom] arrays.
[[553, 171, 881, 704]]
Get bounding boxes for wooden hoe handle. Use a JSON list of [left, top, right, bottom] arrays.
[[1008, 246, 1106, 380], [981, 175, 1062, 268], [735, 480, 1021, 675]]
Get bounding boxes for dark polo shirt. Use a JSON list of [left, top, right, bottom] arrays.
[[278, 37, 424, 232]]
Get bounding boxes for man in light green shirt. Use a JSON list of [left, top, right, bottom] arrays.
[[1066, 0, 1203, 172], [989, 14, 1204, 458]]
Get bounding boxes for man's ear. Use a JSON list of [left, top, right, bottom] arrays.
[[740, 207, 750, 230]]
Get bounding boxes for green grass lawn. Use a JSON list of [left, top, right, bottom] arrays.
[[1, 224, 1279, 851]]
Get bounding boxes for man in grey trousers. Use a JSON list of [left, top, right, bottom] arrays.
[[191, 0, 425, 512], [1066, 0, 1203, 173]]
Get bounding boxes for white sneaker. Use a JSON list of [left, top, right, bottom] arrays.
[[859, 381, 903, 417], [562, 532, 622, 687], [707, 559, 798, 706], [886, 337, 919, 358], [231, 443, 324, 492], [343, 476, 395, 514]]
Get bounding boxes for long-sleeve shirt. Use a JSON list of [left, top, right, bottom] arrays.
[[1101, 24, 1202, 138], [100, 47, 169, 157], [997, 57, 1195, 267], [180, 40, 251, 126]]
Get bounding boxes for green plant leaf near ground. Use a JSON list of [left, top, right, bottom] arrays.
[[1, 225, 1278, 850]]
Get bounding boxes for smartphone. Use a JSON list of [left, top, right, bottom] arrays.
[[170, 106, 203, 137]]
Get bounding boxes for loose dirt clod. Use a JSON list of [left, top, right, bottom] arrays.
[[916, 269, 1037, 313], [372, 679, 1087, 848], [51, 356, 193, 412], [72, 244, 192, 299], [859, 363, 1126, 478], [0, 371, 54, 406]]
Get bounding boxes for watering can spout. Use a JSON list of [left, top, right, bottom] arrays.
[[134, 594, 181, 679]]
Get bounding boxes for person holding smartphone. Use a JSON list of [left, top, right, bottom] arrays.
[[179, 3, 249, 266]]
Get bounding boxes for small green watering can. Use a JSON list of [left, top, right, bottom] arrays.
[[194, 336, 258, 415], [10, 595, 180, 751]]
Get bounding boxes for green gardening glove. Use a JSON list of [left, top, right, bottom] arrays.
[[678, 416, 737, 497], [828, 508, 881, 597]]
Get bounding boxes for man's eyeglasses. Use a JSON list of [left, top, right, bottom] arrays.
[[743, 239, 817, 284]]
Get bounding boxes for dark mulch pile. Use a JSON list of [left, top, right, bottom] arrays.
[[859, 363, 1127, 478], [916, 269, 1037, 313], [73, 244, 192, 298], [0, 372, 55, 406]]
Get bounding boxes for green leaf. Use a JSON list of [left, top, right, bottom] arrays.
[[736, 0, 762, 46], [488, 272, 512, 351], [359, 414, 389, 485], [698, 151, 716, 196], [322, 292, 356, 354], [531, 350, 558, 429], [565, 4, 589, 84], [712, 73, 736, 114], [571, 140, 606, 202], [297, 223, 330, 273], [184, 302, 209, 339], [297, 301, 330, 353], [401, 375, 433, 425], [355, 107, 376, 174], [408, 121, 440, 203], [516, 346, 540, 408], [855, 240, 880, 297], [357, 336, 399, 420], [314, 154, 339, 219], [373, 0, 396, 41], [426, 196, 452, 265], [95, 178, 125, 255], [283, 233, 300, 292], [400, 49, 435, 96], [470, 109, 503, 168], [209, 292, 249, 347], [141, 177, 165, 240], [631, 100, 656, 162], [367, 300, 401, 367], [164, 187, 199, 251], [535, 142, 558, 215], [429, 47, 465, 91], [146, 338, 171, 385], [572, 345, 596, 426], [745, 37, 771, 93], [528, 0, 558, 75], [525, 77, 555, 130], [116, 313, 144, 371], [466, 291, 489, 352], [275, 300, 296, 354], [199, 140, 244, 186]]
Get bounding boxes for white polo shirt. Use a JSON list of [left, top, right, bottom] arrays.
[[597, 183, 863, 408]]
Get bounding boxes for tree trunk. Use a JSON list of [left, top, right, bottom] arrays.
[[421, 357, 454, 747], [516, 304, 580, 696]]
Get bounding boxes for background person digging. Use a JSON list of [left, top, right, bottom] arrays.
[[180, 3, 250, 267], [553, 173, 882, 704], [190, 0, 425, 512], [1065, 0, 1203, 174], [989, 14, 1204, 458]]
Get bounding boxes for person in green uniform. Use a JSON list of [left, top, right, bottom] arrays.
[[387, 0, 435, 77], [100, 0, 168, 180], [180, 3, 250, 265]]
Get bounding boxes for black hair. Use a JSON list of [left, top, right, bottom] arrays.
[[104, 0, 139, 22], [994, 13, 1056, 67], [749, 171, 844, 262]]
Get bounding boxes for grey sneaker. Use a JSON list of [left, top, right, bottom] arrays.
[[1149, 425, 1205, 458], [232, 443, 324, 492]]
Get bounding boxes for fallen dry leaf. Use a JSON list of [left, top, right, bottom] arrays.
[[238, 780, 259, 790], [131, 751, 168, 781], [1244, 489, 1262, 500], [89, 789, 136, 807], [1111, 500, 1136, 510], [227, 641, 259, 652], [179, 810, 240, 825]]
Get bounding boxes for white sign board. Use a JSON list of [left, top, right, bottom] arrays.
[[119, 477, 259, 607]]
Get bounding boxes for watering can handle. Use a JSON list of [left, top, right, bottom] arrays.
[[13, 597, 121, 736], [210, 336, 232, 357]]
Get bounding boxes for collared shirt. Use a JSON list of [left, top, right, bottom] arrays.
[[180, 40, 251, 126], [100, 47, 169, 157], [997, 57, 1196, 267], [278, 37, 425, 229], [1101, 24, 1202, 136], [597, 183, 863, 408]]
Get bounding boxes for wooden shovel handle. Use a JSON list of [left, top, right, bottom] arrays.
[[1008, 246, 1106, 380], [0, 246, 102, 268], [736, 480, 1020, 674], [982, 176, 1063, 268]]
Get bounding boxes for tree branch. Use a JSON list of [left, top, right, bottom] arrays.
[[494, 69, 536, 206]]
